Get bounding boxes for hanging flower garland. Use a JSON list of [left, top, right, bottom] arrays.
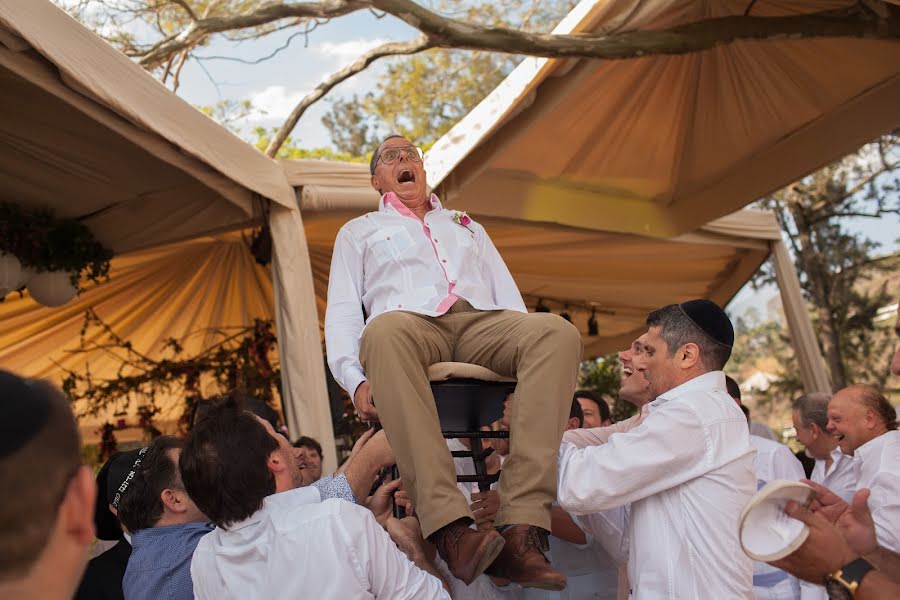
[[0, 202, 113, 304]]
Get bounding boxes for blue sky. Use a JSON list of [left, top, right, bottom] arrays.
[[175, 11, 420, 148], [80, 4, 900, 320]]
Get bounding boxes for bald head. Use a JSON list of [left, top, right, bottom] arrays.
[[826, 384, 896, 455]]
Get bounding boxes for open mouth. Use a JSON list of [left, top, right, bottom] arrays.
[[397, 169, 415, 184], [622, 365, 634, 378]]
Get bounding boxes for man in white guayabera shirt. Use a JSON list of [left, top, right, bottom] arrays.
[[557, 300, 756, 599], [325, 135, 583, 590]]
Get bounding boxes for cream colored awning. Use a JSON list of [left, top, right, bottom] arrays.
[[0, 0, 296, 253], [0, 197, 781, 430], [426, 0, 900, 238]]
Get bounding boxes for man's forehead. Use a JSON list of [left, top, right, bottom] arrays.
[[380, 137, 413, 150]]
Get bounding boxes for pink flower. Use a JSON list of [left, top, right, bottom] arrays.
[[452, 211, 474, 232]]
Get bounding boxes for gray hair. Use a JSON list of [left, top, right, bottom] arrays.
[[369, 134, 406, 174], [791, 392, 832, 429], [645, 304, 731, 371]]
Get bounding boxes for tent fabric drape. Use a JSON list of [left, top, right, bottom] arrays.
[[772, 239, 833, 393], [0, 233, 275, 434], [270, 202, 337, 473], [426, 0, 900, 239], [0, 0, 296, 211]]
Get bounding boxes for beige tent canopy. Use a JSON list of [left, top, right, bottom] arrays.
[[0, 0, 335, 470], [427, 0, 900, 239], [0, 159, 796, 437]]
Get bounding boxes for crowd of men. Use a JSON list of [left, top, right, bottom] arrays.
[[1, 135, 898, 599]]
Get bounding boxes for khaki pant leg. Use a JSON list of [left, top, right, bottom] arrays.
[[453, 310, 583, 531], [359, 310, 471, 538]]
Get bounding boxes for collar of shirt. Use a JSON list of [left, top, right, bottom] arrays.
[[380, 191, 442, 216], [854, 430, 895, 462], [131, 521, 214, 546], [828, 445, 854, 473], [649, 371, 726, 413], [225, 485, 322, 532], [123, 531, 132, 545]]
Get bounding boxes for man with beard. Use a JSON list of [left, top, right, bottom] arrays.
[[557, 300, 755, 599]]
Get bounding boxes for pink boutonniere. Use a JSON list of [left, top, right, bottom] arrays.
[[452, 211, 474, 233]]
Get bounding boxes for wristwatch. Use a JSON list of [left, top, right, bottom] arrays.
[[825, 557, 875, 600]]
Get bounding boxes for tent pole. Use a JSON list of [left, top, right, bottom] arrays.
[[269, 200, 338, 474], [771, 239, 832, 393]]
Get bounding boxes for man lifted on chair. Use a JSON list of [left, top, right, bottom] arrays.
[[325, 135, 582, 590]]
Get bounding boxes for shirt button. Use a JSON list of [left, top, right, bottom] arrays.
[[442, 259, 447, 263], [398, 304, 403, 308], [387, 236, 391, 240], [434, 239, 438, 243]]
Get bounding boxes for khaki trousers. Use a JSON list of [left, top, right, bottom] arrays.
[[359, 301, 582, 538]]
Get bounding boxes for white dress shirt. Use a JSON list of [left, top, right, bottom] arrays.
[[190, 486, 448, 600], [854, 430, 900, 554], [557, 371, 756, 599], [749, 435, 805, 600], [325, 193, 526, 397], [800, 448, 858, 600]]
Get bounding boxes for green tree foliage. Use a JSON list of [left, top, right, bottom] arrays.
[[756, 134, 899, 391], [321, 96, 382, 157], [251, 127, 369, 163]]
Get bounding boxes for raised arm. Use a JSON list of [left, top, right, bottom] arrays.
[[557, 402, 711, 514]]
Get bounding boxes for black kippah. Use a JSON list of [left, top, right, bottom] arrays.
[[108, 447, 148, 510], [0, 370, 51, 459], [677, 299, 734, 348]]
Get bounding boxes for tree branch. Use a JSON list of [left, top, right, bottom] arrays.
[[137, 0, 370, 68], [169, 0, 197, 21], [265, 35, 432, 157], [371, 0, 900, 59]]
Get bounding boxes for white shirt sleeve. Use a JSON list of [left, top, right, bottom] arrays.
[[345, 509, 450, 599], [573, 506, 630, 565], [867, 462, 900, 554], [477, 226, 526, 312], [557, 402, 710, 514], [324, 226, 368, 396], [770, 443, 806, 481]]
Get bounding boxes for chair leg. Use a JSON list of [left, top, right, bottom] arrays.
[[390, 465, 405, 519]]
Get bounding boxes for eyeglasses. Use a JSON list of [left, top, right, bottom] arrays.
[[377, 145, 424, 167]]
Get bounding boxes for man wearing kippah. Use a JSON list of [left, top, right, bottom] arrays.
[[75, 447, 148, 600], [557, 300, 756, 599], [0, 370, 97, 600]]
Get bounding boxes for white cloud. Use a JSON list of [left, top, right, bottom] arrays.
[[317, 38, 391, 66], [247, 85, 309, 120]]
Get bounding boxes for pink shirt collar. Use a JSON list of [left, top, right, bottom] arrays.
[[379, 192, 443, 217]]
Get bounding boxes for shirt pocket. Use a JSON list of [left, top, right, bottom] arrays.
[[368, 226, 416, 263]]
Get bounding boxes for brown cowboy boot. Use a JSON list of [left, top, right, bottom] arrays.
[[429, 518, 505, 585], [487, 525, 567, 590]]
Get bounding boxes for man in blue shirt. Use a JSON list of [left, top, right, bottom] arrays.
[[117, 435, 211, 600]]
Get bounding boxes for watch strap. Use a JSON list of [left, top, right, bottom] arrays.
[[830, 557, 875, 595]]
